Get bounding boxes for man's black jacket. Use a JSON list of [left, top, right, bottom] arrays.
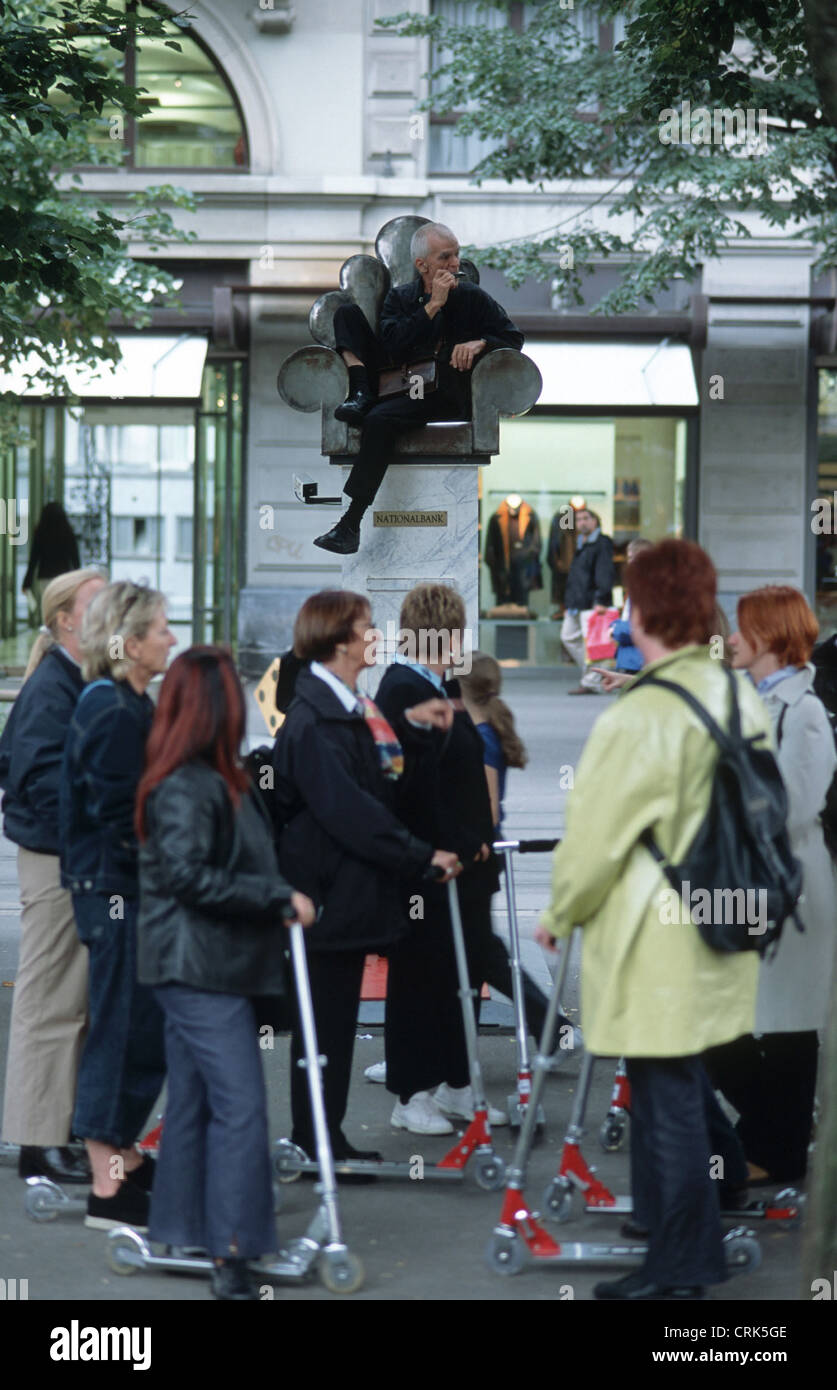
[[378, 277, 523, 415], [564, 533, 617, 610]]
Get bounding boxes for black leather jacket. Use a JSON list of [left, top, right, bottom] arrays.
[[138, 761, 292, 997]]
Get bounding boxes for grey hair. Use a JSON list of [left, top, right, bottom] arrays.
[[80, 579, 166, 682], [410, 222, 458, 262]]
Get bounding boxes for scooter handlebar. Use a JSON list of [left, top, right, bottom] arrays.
[[492, 838, 560, 854]]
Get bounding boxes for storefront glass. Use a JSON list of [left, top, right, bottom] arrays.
[[815, 368, 837, 639], [479, 413, 688, 664]]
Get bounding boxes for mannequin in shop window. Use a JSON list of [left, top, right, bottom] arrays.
[[483, 494, 543, 608], [547, 505, 579, 620]]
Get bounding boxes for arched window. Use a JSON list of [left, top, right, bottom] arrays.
[[53, 1, 249, 170]]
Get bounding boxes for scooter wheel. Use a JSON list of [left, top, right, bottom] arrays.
[[485, 1233, 526, 1276], [473, 1154, 506, 1191], [773, 1188, 802, 1230], [599, 1117, 626, 1152], [319, 1251, 364, 1295], [273, 1139, 306, 1183], [107, 1229, 148, 1276], [542, 1180, 573, 1224], [25, 1183, 58, 1222], [724, 1233, 761, 1274]]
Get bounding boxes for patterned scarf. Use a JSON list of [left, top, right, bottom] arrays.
[[356, 694, 404, 780]]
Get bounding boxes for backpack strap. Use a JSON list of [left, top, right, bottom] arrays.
[[629, 665, 739, 753], [630, 665, 744, 878], [776, 703, 787, 747]]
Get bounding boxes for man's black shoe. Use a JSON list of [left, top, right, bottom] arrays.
[[620, 1218, 650, 1240], [18, 1145, 92, 1185], [335, 390, 375, 426], [594, 1270, 705, 1301], [313, 517, 361, 555]]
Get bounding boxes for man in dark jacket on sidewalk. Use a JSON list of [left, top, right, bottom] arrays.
[[314, 222, 523, 555], [561, 507, 617, 694]]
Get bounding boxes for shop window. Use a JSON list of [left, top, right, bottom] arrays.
[[50, 1, 248, 171], [815, 369, 837, 637], [479, 414, 689, 665]]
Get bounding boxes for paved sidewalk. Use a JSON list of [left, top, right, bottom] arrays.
[[0, 668, 804, 1302]]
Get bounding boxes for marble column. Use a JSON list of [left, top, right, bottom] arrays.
[[340, 460, 480, 692]]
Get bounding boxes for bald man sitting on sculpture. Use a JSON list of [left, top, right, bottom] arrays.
[[314, 223, 524, 555]]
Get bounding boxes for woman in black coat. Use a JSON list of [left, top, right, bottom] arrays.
[[375, 583, 511, 1134], [137, 647, 315, 1301], [271, 590, 460, 1162]]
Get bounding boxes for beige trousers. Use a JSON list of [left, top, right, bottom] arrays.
[[560, 610, 603, 688], [2, 848, 89, 1146]]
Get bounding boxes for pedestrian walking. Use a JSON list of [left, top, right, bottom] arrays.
[[560, 507, 618, 694]]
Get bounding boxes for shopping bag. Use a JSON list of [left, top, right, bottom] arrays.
[[584, 607, 621, 662]]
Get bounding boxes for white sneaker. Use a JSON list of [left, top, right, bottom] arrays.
[[364, 1061, 387, 1084], [433, 1083, 508, 1127], [391, 1091, 454, 1136]]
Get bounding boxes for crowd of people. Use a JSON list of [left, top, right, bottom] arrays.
[[0, 540, 834, 1302]]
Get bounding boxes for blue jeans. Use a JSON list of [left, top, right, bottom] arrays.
[[627, 1055, 732, 1287], [72, 894, 165, 1148], [149, 984, 277, 1259]]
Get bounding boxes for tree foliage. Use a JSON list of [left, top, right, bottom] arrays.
[[380, 0, 837, 311], [0, 0, 197, 389]]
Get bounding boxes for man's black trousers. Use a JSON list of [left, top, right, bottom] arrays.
[[333, 303, 462, 510]]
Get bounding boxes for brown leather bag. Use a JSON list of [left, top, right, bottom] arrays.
[[377, 358, 438, 400]]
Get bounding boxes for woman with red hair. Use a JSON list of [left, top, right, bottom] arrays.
[[706, 587, 837, 1184], [136, 647, 315, 1300], [537, 540, 771, 1301]]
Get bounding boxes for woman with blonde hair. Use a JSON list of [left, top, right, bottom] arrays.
[[0, 567, 106, 1184], [59, 580, 176, 1230]]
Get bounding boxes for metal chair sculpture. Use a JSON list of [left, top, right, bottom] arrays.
[[277, 214, 542, 489]]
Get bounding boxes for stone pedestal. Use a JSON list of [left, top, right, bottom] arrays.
[[340, 460, 479, 691]]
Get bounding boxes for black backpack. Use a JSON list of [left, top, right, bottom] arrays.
[[631, 665, 803, 957]]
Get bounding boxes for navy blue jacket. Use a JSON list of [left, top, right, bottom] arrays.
[[59, 678, 154, 898], [271, 669, 433, 952], [564, 532, 617, 611], [0, 645, 85, 855]]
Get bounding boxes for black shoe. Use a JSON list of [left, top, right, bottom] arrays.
[[18, 1145, 92, 1185], [294, 1137, 382, 1184], [335, 390, 375, 426], [594, 1271, 705, 1301], [124, 1153, 156, 1193], [313, 517, 361, 555], [85, 1180, 150, 1232], [211, 1258, 259, 1301]]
